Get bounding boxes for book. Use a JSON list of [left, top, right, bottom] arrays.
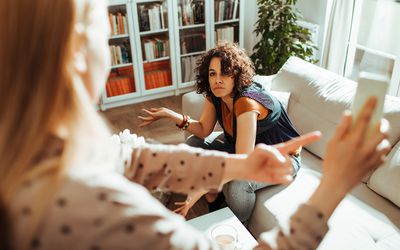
[[138, 5, 150, 31], [122, 16, 128, 34], [232, 0, 238, 19], [117, 12, 124, 34], [160, 5, 165, 29]]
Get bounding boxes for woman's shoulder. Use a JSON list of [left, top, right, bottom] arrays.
[[234, 96, 269, 119], [241, 82, 274, 97], [238, 83, 278, 111]]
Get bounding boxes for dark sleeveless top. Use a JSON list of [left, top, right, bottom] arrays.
[[210, 82, 300, 150]]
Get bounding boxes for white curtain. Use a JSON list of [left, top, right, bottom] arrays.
[[321, 0, 355, 75]]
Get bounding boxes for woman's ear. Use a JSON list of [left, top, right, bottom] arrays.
[[72, 31, 88, 74]]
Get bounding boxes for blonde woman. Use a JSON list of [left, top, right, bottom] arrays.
[[0, 0, 390, 250]]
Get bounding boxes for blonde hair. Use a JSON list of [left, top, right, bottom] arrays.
[[0, 0, 110, 246]]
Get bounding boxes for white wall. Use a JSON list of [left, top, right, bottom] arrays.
[[242, 0, 259, 55], [243, 0, 329, 63]]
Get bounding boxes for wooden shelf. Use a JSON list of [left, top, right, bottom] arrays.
[[109, 34, 129, 40], [181, 51, 205, 58], [110, 62, 133, 69], [215, 19, 239, 25], [143, 56, 170, 64], [179, 24, 205, 30], [140, 28, 168, 36]]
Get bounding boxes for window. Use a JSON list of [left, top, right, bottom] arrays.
[[344, 0, 400, 96]]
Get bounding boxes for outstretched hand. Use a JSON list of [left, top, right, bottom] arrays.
[[138, 107, 170, 127], [322, 97, 391, 194], [241, 131, 322, 184], [173, 198, 193, 217]]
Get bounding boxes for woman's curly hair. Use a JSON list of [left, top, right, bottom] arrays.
[[194, 42, 255, 97]]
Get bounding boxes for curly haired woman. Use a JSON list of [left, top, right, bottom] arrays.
[[139, 43, 301, 224]]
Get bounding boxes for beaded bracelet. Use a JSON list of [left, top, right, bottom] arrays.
[[176, 114, 187, 129], [182, 116, 191, 130]]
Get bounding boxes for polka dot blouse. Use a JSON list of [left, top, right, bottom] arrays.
[[10, 130, 328, 250]]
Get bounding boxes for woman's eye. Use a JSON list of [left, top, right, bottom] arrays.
[[209, 72, 215, 77]]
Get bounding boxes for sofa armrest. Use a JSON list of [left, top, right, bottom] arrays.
[[182, 91, 205, 120], [182, 91, 206, 139]]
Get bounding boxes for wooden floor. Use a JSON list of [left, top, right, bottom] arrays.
[[100, 95, 210, 219], [100, 95, 186, 145]]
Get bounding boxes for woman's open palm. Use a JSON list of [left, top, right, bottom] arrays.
[[138, 108, 169, 127]]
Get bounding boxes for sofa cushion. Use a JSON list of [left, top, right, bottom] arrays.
[[253, 74, 275, 90], [270, 91, 290, 112], [368, 140, 400, 207], [271, 56, 400, 160]]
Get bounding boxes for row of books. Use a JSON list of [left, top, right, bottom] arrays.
[[143, 60, 171, 89], [138, 3, 168, 32], [215, 26, 235, 44], [214, 0, 239, 22], [110, 44, 131, 66], [144, 70, 172, 90], [142, 38, 169, 61], [109, 12, 128, 36], [181, 55, 201, 83], [180, 33, 206, 54], [106, 77, 136, 97], [177, 0, 205, 26]]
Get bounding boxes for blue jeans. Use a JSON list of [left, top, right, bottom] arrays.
[[186, 132, 301, 223]]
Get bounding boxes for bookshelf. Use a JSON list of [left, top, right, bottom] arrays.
[[132, 0, 177, 96], [102, 1, 140, 107], [172, 0, 244, 90], [173, 0, 208, 89], [212, 0, 243, 46], [100, 0, 244, 110]]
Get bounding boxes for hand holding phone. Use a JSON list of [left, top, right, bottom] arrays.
[[351, 72, 389, 133]]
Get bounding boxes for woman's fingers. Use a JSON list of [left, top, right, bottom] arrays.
[[365, 143, 390, 171], [138, 121, 152, 127], [138, 123, 147, 128], [360, 119, 389, 157], [333, 111, 352, 141], [268, 164, 293, 174], [138, 115, 154, 121], [270, 174, 293, 184], [276, 131, 321, 154], [352, 97, 377, 143], [173, 207, 183, 213], [364, 131, 389, 157], [174, 201, 187, 206], [142, 109, 156, 116], [250, 161, 293, 183]]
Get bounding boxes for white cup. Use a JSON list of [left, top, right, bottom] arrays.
[[211, 224, 240, 250]]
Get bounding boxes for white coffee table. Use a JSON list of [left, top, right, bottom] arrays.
[[188, 207, 258, 250]]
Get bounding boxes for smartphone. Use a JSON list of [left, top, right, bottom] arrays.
[[351, 72, 388, 133]]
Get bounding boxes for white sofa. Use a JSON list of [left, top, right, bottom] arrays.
[[182, 57, 400, 249]]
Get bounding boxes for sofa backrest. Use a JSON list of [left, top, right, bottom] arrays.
[[271, 56, 400, 159]]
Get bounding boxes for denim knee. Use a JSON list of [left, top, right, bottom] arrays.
[[291, 154, 302, 176], [225, 181, 255, 197]]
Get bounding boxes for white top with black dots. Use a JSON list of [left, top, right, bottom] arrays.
[[10, 130, 328, 250]]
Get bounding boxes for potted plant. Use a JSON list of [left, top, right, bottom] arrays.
[[250, 0, 318, 75]]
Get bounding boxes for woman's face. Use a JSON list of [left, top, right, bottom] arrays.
[[208, 57, 235, 98], [81, 0, 111, 101]]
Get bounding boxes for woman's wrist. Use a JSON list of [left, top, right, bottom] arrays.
[[164, 109, 182, 124], [223, 155, 247, 183], [308, 178, 348, 218]]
